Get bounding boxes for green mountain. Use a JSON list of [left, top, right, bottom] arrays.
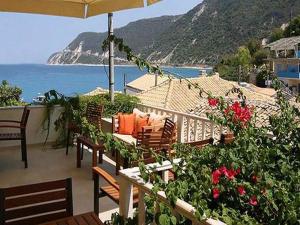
[[48, 15, 179, 64], [48, 0, 300, 65]]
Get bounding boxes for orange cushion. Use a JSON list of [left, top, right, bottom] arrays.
[[118, 113, 136, 135], [133, 116, 149, 138]]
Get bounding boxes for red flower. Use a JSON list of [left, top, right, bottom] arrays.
[[251, 175, 258, 183], [224, 169, 236, 180], [249, 195, 258, 206], [219, 166, 227, 174], [208, 98, 219, 107], [235, 168, 241, 176], [212, 169, 222, 184], [237, 186, 246, 196], [212, 188, 220, 199]]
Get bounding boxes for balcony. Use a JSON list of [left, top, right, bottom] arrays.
[[277, 71, 300, 79], [0, 104, 223, 224]]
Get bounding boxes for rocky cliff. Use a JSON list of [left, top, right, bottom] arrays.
[[48, 0, 300, 65]]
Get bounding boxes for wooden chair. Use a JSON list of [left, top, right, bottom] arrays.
[[140, 118, 177, 154], [0, 178, 73, 225], [0, 106, 30, 168], [93, 167, 139, 216], [66, 103, 104, 155]]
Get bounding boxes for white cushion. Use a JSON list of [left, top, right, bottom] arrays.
[[149, 112, 167, 123], [133, 108, 148, 118], [113, 133, 137, 146]]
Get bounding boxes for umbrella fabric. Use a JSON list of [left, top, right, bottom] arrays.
[[0, 0, 160, 18]]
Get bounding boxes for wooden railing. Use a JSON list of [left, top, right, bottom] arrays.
[[118, 159, 226, 225], [137, 104, 224, 143]]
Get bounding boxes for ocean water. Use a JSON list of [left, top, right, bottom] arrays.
[[0, 64, 202, 102]]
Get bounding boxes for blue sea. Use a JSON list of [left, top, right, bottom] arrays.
[[0, 64, 203, 102]]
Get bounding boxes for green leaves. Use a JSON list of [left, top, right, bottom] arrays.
[[0, 80, 23, 107], [158, 214, 176, 225]]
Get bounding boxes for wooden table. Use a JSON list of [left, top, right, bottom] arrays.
[[38, 212, 104, 225]]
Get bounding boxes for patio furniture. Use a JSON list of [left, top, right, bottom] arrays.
[[38, 212, 104, 225], [66, 103, 103, 155], [93, 167, 139, 216], [114, 118, 177, 175], [0, 106, 30, 168], [76, 136, 105, 169], [0, 178, 73, 225]]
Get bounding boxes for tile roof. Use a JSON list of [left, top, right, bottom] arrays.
[[189, 98, 280, 128], [137, 75, 277, 112], [266, 36, 300, 51], [84, 87, 121, 96], [126, 73, 170, 92]]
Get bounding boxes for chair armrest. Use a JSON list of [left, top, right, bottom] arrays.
[[92, 167, 119, 190], [0, 120, 21, 123], [0, 125, 23, 129]]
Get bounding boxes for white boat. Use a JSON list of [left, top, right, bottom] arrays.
[[32, 94, 45, 105]]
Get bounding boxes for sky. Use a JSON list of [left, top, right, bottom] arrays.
[[0, 0, 201, 64]]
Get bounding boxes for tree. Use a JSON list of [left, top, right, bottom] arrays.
[[0, 80, 23, 107], [235, 46, 251, 67], [270, 28, 284, 42], [284, 15, 300, 37], [252, 49, 269, 66], [246, 39, 262, 56]]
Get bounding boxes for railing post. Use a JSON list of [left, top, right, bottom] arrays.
[[162, 170, 169, 183], [210, 122, 215, 139], [186, 118, 191, 142], [138, 189, 146, 225], [201, 121, 206, 140], [176, 115, 184, 143], [119, 176, 134, 218]]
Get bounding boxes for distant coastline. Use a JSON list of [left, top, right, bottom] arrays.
[[47, 63, 207, 70]]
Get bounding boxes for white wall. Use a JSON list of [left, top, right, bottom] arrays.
[[0, 105, 63, 148]]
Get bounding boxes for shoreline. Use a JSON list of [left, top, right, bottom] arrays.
[[46, 63, 209, 70], [0, 63, 211, 70]]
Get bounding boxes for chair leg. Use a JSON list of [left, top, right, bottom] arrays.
[[93, 173, 100, 216], [98, 149, 103, 164], [66, 129, 70, 155], [81, 143, 84, 160], [21, 137, 28, 168], [92, 149, 97, 167], [21, 140, 25, 161]]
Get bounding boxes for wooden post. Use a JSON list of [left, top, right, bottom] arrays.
[[119, 176, 134, 218]]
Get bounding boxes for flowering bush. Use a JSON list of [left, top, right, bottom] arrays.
[[144, 80, 300, 225]]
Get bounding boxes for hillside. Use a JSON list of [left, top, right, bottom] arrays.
[[48, 0, 300, 65], [48, 15, 179, 64]]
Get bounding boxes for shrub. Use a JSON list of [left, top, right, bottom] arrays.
[[0, 80, 23, 107], [139, 80, 300, 225]]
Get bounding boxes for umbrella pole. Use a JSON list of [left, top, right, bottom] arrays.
[[108, 12, 115, 103]]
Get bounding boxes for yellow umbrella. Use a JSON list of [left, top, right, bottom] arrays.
[[0, 0, 162, 102], [0, 0, 160, 18]]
